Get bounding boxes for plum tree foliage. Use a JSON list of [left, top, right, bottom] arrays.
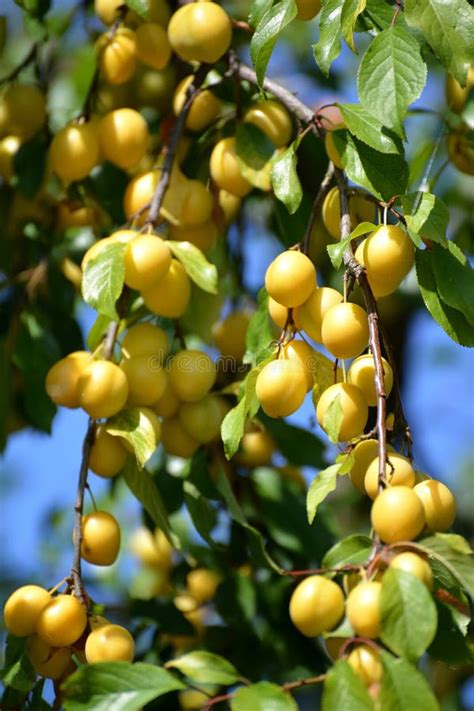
[[0, 0, 473, 709]]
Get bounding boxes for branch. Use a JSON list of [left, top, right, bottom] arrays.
[[282, 563, 362, 577], [302, 163, 335, 255], [0, 44, 38, 85], [282, 674, 325, 692]]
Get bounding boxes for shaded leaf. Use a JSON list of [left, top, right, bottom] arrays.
[[415, 533, 474, 597], [341, 0, 367, 52], [322, 660, 374, 711], [431, 241, 474, 326], [183, 480, 218, 546], [0, 635, 35, 693], [322, 393, 344, 443], [243, 288, 274, 366], [271, 142, 303, 214], [167, 652, 241, 686], [125, 0, 149, 19], [307, 464, 340, 524], [260, 414, 325, 467], [168, 241, 217, 295], [322, 534, 372, 568]]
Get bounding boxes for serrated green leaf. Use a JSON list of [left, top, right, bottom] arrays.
[[431, 241, 474, 326], [358, 25, 427, 134], [401, 192, 448, 244], [322, 534, 372, 568], [313, 0, 344, 75], [333, 130, 408, 201], [271, 142, 303, 214], [339, 103, 403, 154], [250, 0, 297, 85], [415, 249, 474, 347], [168, 241, 217, 295], [125, 0, 149, 19], [341, 0, 366, 52], [167, 652, 241, 686], [82, 242, 125, 320], [379, 651, 440, 711], [244, 288, 273, 366], [414, 533, 474, 597], [307, 464, 340, 524], [405, 0, 474, 84], [322, 393, 344, 443], [362, 0, 396, 30], [322, 660, 375, 711], [231, 682, 298, 711], [87, 314, 112, 352], [380, 568, 438, 661], [62, 662, 184, 711], [107, 407, 159, 467]]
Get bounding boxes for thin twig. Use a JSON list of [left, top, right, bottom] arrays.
[[282, 563, 362, 577], [0, 44, 38, 85], [302, 163, 335, 255], [282, 674, 326, 691]]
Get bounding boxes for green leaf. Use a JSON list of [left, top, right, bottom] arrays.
[[327, 236, 352, 269], [313, 0, 344, 75], [358, 26, 427, 134], [339, 104, 403, 154], [0, 635, 35, 693], [415, 249, 474, 347], [322, 660, 375, 711], [431, 242, 474, 326], [82, 242, 125, 320], [429, 600, 474, 665], [87, 314, 112, 352], [122, 459, 179, 549], [62, 662, 184, 711], [405, 0, 474, 84], [322, 393, 344, 443], [249, 0, 274, 28], [244, 288, 274, 366], [415, 533, 474, 597], [341, 0, 366, 52], [13, 135, 47, 198], [259, 414, 325, 467], [379, 651, 440, 711], [362, 0, 396, 30], [333, 130, 408, 201], [380, 568, 438, 661], [236, 123, 275, 169], [166, 652, 241, 686], [307, 464, 340, 524], [271, 142, 303, 214], [231, 682, 298, 711], [322, 534, 372, 568], [125, 0, 149, 19], [183, 480, 218, 546], [401, 192, 448, 245], [168, 241, 217, 295], [107, 408, 159, 467], [250, 0, 297, 86], [312, 351, 341, 406]]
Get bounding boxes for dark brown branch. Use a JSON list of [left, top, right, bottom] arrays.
[[302, 163, 335, 255], [282, 563, 362, 577], [282, 675, 325, 692]]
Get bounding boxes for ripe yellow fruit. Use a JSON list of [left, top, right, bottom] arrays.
[[218, 189, 241, 223], [153, 377, 180, 418], [85, 623, 135, 663], [168, 2, 232, 64], [161, 416, 200, 457], [81, 230, 136, 270], [289, 575, 345, 637], [446, 66, 474, 113], [316, 382, 368, 441], [365, 454, 416, 499], [347, 645, 383, 686], [45, 351, 91, 408], [0, 135, 21, 181], [348, 354, 393, 407], [256, 358, 307, 418], [179, 395, 225, 444], [136, 23, 171, 70], [321, 302, 369, 359], [243, 100, 292, 148], [94, 0, 124, 24], [187, 569, 221, 604], [130, 526, 173, 568], [3, 585, 51, 637], [169, 220, 219, 252], [448, 125, 474, 175], [324, 122, 346, 169], [413, 480, 456, 532], [360, 225, 415, 285], [234, 429, 275, 466], [80, 511, 121, 566], [56, 199, 102, 231], [268, 297, 302, 330], [0, 84, 47, 138], [98, 108, 149, 169], [348, 439, 379, 491], [49, 122, 100, 184], [142, 259, 191, 318], [121, 355, 167, 406], [27, 637, 72, 680], [354, 240, 401, 298], [281, 339, 317, 391], [77, 360, 129, 418], [123, 233, 172, 290], [298, 287, 343, 342], [173, 76, 220, 132], [322, 186, 374, 240], [371, 486, 425, 543], [97, 28, 137, 85], [168, 349, 216, 402], [177, 179, 213, 227], [36, 595, 87, 647], [389, 552, 433, 590], [89, 424, 128, 478], [295, 0, 321, 20], [179, 689, 213, 710], [346, 581, 382, 639], [210, 137, 252, 198], [265, 251, 316, 308], [121, 322, 169, 361], [212, 310, 252, 361]]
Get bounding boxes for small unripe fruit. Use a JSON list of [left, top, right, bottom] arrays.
[[142, 259, 191, 318], [281, 339, 317, 391], [298, 287, 343, 343], [210, 137, 252, 198], [289, 575, 345, 637], [371, 486, 425, 543], [212, 310, 252, 361], [27, 637, 72, 680], [136, 23, 171, 70], [317, 382, 368, 442], [325, 122, 345, 169], [234, 430, 275, 467], [80, 511, 121, 566], [123, 233, 172, 290], [413, 480, 456, 532], [365, 454, 415, 499], [346, 581, 382, 639], [361, 225, 415, 285], [49, 122, 100, 185], [265, 251, 316, 308], [173, 76, 220, 132], [321, 302, 369, 359], [45, 351, 91, 409], [179, 395, 225, 444], [348, 439, 379, 492], [121, 322, 169, 361], [347, 645, 383, 686], [161, 417, 200, 458], [153, 377, 180, 418], [3, 585, 51, 637], [130, 526, 173, 568], [168, 3, 232, 64], [168, 350, 216, 403], [348, 354, 393, 407], [89, 425, 128, 478], [295, 0, 321, 20], [36, 595, 87, 647], [256, 358, 307, 418], [77, 360, 129, 419], [186, 569, 221, 604], [1, 84, 47, 139], [243, 100, 292, 148], [97, 28, 137, 85], [98, 108, 149, 169], [389, 552, 433, 590], [85, 623, 135, 663]]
